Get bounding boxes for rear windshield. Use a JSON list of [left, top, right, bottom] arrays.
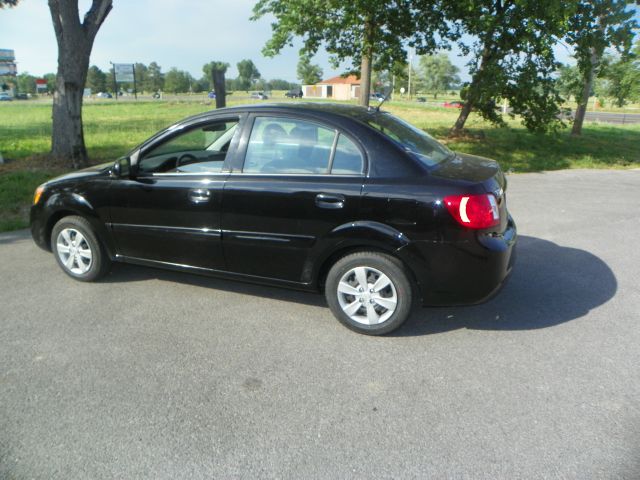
[[361, 112, 453, 167]]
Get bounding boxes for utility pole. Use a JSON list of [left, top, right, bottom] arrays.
[[110, 61, 117, 101], [407, 48, 414, 100]]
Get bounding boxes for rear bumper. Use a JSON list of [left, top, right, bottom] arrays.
[[399, 215, 517, 306]]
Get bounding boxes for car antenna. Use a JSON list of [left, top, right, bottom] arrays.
[[374, 86, 392, 113]]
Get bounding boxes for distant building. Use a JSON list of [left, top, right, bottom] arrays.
[[303, 75, 360, 101]]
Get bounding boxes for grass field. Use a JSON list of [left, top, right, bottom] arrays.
[[1, 97, 639, 232]]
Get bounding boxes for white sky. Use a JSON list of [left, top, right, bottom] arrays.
[[1, 0, 616, 84]]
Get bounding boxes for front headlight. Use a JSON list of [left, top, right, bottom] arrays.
[[33, 185, 45, 205]]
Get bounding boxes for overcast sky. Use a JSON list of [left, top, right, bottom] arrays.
[[0, 0, 605, 84]]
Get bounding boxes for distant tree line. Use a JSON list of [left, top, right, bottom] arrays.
[[6, 59, 301, 96]]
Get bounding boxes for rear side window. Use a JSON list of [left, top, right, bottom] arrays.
[[243, 116, 364, 175], [361, 113, 452, 167], [332, 134, 363, 175]]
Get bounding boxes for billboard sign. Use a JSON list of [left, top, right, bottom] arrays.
[[0, 49, 15, 62], [0, 48, 17, 76], [113, 63, 134, 83], [0, 64, 17, 76]]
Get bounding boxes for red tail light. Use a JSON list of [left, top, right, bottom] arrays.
[[444, 194, 500, 229]]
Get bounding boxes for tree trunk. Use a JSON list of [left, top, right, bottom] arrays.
[[48, 0, 112, 169], [212, 69, 226, 109], [51, 54, 90, 169], [451, 101, 474, 135], [571, 48, 598, 136], [358, 18, 375, 107], [359, 52, 372, 107], [450, 43, 493, 136]]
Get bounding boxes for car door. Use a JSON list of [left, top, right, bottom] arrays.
[[109, 115, 244, 270], [221, 114, 366, 283]]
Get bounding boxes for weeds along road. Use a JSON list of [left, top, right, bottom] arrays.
[[1, 169, 639, 479]]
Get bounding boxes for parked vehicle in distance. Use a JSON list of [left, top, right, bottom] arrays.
[[15, 93, 28, 100], [285, 89, 303, 98], [208, 91, 216, 99], [152, 91, 161, 99], [31, 103, 516, 335], [0, 92, 12, 101], [443, 101, 464, 108], [96, 92, 113, 98], [250, 92, 268, 100], [370, 92, 385, 102], [416, 97, 426, 103]]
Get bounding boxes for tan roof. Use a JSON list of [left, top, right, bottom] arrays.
[[317, 74, 360, 85]]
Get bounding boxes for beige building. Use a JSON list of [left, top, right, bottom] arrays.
[[303, 75, 360, 101]]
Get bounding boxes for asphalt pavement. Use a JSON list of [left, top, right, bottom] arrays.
[[1, 169, 639, 479]]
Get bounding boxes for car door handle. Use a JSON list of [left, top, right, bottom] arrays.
[[188, 188, 211, 203], [315, 193, 345, 209]]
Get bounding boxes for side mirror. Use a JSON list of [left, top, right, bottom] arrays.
[[111, 156, 132, 178]]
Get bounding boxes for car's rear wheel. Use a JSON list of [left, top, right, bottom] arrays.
[[325, 251, 413, 335], [51, 216, 111, 282]]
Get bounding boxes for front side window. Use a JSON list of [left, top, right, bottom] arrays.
[[138, 119, 239, 174], [243, 116, 364, 175]]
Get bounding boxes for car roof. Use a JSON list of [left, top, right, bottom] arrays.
[[182, 102, 387, 129]]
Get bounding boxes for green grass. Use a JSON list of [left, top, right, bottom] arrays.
[[1, 98, 639, 232]]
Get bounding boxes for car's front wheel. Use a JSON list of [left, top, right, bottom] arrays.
[[51, 216, 111, 282], [325, 251, 413, 335]]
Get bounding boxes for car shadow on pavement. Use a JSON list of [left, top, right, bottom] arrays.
[[393, 235, 618, 336], [104, 263, 328, 308], [102, 235, 617, 334]]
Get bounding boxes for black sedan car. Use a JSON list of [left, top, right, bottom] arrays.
[[31, 103, 516, 335]]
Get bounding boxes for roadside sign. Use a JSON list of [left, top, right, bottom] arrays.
[[0, 48, 17, 76], [0, 49, 15, 62], [113, 63, 134, 83]]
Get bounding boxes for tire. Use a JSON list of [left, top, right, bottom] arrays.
[[325, 251, 413, 335], [51, 215, 111, 282]]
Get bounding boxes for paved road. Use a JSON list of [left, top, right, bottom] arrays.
[[583, 111, 640, 124], [1, 170, 639, 479]]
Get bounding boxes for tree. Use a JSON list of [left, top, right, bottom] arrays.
[[236, 59, 261, 90], [144, 61, 164, 92], [252, 0, 451, 107], [596, 54, 640, 107], [270, 78, 297, 90], [164, 68, 191, 94], [556, 64, 585, 101], [296, 54, 323, 84], [566, 0, 637, 135], [445, 0, 572, 135], [418, 53, 460, 98], [48, 0, 112, 168], [16, 72, 37, 94], [43, 73, 56, 93], [134, 62, 147, 93], [203, 61, 229, 108], [86, 65, 107, 93]]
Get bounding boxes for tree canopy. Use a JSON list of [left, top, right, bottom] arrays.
[[236, 59, 261, 90], [252, 0, 452, 106], [444, 0, 574, 134], [297, 54, 323, 85], [565, 0, 638, 135], [417, 53, 460, 98]]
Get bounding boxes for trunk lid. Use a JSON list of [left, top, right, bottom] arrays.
[[431, 152, 509, 230]]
